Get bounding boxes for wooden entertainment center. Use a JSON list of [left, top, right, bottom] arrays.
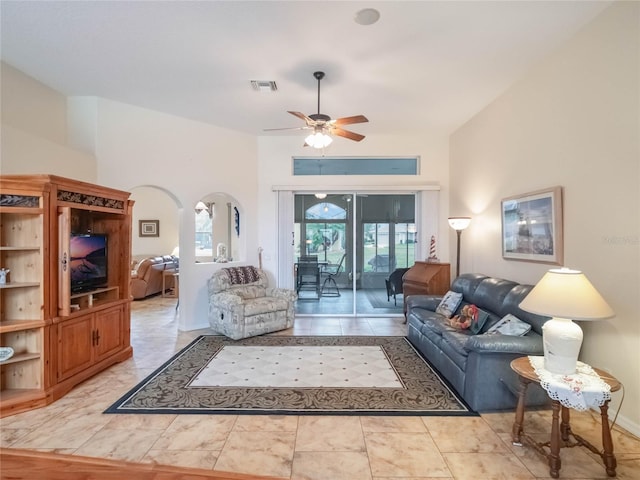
[[0, 175, 133, 417]]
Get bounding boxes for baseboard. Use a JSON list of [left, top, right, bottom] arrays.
[[612, 412, 640, 438]]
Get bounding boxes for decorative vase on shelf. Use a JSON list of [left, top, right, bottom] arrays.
[[215, 243, 228, 263], [0, 347, 14, 362], [0, 268, 10, 284]]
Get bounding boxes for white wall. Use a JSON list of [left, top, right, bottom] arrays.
[[130, 186, 179, 257], [0, 63, 96, 180], [93, 98, 258, 331], [256, 133, 451, 276], [449, 2, 639, 433]]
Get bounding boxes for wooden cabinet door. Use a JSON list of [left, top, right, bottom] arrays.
[[94, 305, 123, 363], [57, 315, 93, 382]]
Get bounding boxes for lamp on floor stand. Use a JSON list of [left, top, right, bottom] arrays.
[[448, 217, 471, 279]]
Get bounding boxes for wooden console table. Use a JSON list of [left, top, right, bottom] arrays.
[[402, 261, 450, 316], [510, 357, 621, 478]]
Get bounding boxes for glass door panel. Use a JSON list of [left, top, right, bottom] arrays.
[[356, 194, 415, 316], [294, 194, 352, 314], [293, 193, 415, 316]]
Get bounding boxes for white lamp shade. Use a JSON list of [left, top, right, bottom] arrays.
[[448, 217, 471, 231], [519, 268, 614, 321]]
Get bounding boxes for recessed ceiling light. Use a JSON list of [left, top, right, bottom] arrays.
[[354, 8, 380, 26]]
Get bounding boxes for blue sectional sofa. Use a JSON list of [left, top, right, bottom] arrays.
[[405, 273, 551, 412]]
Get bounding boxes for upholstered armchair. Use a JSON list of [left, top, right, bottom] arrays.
[[207, 266, 297, 340]]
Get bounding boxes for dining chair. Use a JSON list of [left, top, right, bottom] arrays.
[[296, 257, 320, 299], [320, 253, 346, 297]]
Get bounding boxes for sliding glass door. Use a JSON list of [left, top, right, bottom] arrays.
[[293, 192, 415, 316]]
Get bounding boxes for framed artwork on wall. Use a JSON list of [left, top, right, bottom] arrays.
[[139, 219, 160, 237], [501, 186, 563, 265]]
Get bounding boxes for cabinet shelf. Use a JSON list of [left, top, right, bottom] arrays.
[[0, 352, 41, 366], [0, 388, 45, 403], [0, 246, 41, 251], [68, 287, 120, 313], [0, 282, 40, 290], [0, 319, 45, 333]]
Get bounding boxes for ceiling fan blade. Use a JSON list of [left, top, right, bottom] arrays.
[[288, 111, 314, 125], [331, 127, 365, 142], [263, 126, 309, 132], [332, 115, 369, 126]]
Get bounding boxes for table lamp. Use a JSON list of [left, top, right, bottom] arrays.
[[519, 268, 614, 374]]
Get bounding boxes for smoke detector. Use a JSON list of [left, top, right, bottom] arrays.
[[250, 80, 278, 92]]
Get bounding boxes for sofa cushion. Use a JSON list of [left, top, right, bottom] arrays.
[[209, 267, 268, 293], [440, 330, 471, 370], [244, 296, 289, 316], [410, 309, 451, 336], [451, 273, 488, 299], [500, 284, 548, 335], [468, 278, 518, 314], [232, 285, 266, 300]]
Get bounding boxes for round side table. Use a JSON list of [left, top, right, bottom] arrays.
[[510, 356, 621, 478]]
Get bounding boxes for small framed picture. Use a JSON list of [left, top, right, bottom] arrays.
[[501, 186, 563, 265], [139, 220, 159, 237]]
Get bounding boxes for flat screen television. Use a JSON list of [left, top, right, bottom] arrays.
[[69, 233, 108, 293]]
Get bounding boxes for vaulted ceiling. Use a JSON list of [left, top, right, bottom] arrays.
[[1, 1, 611, 138]]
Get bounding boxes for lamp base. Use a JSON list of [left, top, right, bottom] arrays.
[[542, 317, 583, 374]]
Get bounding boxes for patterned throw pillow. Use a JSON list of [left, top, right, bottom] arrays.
[[435, 291, 463, 318], [469, 306, 490, 335], [223, 266, 260, 285], [448, 304, 489, 334]]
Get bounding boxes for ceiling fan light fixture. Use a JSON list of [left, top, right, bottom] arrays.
[[305, 131, 333, 149]]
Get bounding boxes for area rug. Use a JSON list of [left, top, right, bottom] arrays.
[[365, 289, 403, 309], [105, 335, 475, 416]]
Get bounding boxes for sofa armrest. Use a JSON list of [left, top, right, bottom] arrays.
[[405, 294, 442, 312], [465, 333, 543, 355], [211, 292, 243, 310], [266, 287, 298, 303]]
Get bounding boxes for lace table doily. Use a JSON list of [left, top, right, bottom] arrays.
[[528, 356, 611, 411]]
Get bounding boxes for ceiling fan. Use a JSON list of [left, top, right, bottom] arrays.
[[265, 71, 368, 148]]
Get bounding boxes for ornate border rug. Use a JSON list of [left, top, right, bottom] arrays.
[[105, 335, 475, 416]]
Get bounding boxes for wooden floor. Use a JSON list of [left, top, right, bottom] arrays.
[[0, 448, 286, 480]]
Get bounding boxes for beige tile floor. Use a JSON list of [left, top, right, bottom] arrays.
[[2, 297, 639, 479]]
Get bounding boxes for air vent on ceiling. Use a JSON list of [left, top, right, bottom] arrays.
[[250, 80, 278, 92]]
